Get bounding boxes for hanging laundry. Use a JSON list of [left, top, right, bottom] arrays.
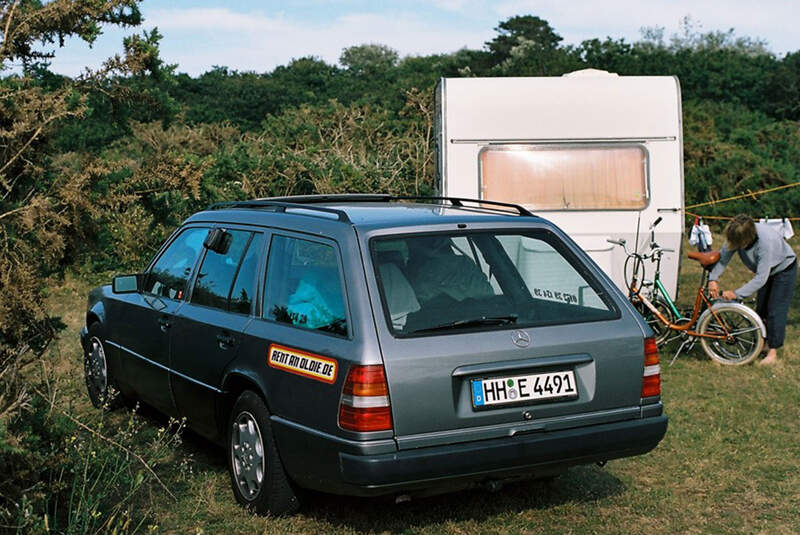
[[759, 218, 795, 240], [689, 217, 713, 251]]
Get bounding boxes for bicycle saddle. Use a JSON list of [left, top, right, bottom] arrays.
[[687, 250, 720, 268]]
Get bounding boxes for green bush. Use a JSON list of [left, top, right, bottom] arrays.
[[1, 394, 185, 534]]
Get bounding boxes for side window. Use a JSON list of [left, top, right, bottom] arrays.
[[144, 227, 207, 300], [192, 230, 252, 311], [229, 233, 264, 314], [264, 235, 348, 337]]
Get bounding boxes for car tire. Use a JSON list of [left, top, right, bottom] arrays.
[[84, 322, 124, 410], [227, 390, 300, 516]]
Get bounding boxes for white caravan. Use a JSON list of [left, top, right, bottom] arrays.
[[435, 70, 685, 299]]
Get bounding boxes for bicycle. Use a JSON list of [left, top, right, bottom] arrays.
[[608, 219, 766, 366]]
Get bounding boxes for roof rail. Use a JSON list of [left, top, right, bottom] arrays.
[[235, 194, 533, 217], [266, 193, 392, 203], [394, 196, 534, 217], [207, 199, 351, 223], [207, 194, 534, 220]]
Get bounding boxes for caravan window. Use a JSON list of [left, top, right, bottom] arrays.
[[479, 145, 648, 210]]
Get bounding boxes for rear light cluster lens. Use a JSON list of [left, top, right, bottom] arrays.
[[339, 365, 393, 432], [641, 337, 661, 398]]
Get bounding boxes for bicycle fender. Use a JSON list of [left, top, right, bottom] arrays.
[[698, 302, 767, 339]]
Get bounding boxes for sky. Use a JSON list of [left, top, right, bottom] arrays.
[[40, 0, 799, 77]]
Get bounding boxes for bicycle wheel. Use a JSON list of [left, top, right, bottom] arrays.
[[624, 254, 646, 293], [635, 296, 675, 346], [697, 303, 765, 365]]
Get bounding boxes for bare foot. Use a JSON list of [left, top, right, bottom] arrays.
[[758, 350, 778, 366]]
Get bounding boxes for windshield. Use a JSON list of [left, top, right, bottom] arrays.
[[371, 230, 618, 336]]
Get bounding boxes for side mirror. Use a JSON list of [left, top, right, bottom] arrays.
[[112, 274, 142, 294], [204, 228, 232, 254]]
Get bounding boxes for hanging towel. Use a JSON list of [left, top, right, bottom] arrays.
[[759, 218, 795, 240], [689, 222, 713, 251]]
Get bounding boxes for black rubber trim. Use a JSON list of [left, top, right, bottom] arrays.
[[340, 415, 668, 486], [79, 326, 89, 352]]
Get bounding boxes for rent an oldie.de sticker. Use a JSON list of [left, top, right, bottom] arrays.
[[268, 344, 338, 384]]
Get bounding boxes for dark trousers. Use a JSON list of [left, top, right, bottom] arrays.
[[756, 260, 797, 349]]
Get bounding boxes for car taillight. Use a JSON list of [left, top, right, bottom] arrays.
[[338, 365, 392, 432], [641, 337, 661, 398]]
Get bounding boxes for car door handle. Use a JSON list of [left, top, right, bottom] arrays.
[[216, 333, 235, 349], [158, 317, 172, 332]]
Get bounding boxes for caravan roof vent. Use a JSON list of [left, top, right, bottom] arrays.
[[562, 68, 619, 78]]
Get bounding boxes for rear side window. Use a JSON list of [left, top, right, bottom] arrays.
[[192, 230, 256, 312], [264, 235, 348, 337], [144, 227, 207, 300]]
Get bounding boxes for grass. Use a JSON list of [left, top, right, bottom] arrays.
[[43, 239, 800, 534]]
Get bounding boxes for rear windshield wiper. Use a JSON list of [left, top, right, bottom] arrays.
[[410, 314, 518, 334]]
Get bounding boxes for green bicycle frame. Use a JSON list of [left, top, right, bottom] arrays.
[[653, 278, 683, 318], [644, 248, 684, 320]]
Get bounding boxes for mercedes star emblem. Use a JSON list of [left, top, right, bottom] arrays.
[[511, 330, 531, 348]]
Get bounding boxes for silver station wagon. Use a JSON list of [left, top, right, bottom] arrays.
[[81, 195, 667, 515]]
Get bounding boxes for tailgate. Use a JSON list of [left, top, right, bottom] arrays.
[[379, 317, 646, 450]]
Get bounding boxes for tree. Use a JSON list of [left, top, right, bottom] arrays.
[[765, 51, 800, 120], [485, 15, 562, 66], [0, 1, 171, 522], [340, 43, 399, 76]]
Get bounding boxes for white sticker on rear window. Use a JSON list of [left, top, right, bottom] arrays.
[[267, 344, 338, 384]]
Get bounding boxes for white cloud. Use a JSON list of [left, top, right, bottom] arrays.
[[40, 1, 798, 77], [491, 0, 797, 53], [147, 8, 284, 33], [142, 8, 492, 75], [430, 0, 469, 11]]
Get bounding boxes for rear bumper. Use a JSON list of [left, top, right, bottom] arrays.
[[273, 414, 668, 496]]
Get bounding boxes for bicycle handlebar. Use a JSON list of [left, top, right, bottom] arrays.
[[649, 246, 675, 256], [608, 239, 675, 260]]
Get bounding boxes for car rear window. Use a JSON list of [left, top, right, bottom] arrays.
[[371, 230, 618, 336]]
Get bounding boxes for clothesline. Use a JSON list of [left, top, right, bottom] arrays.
[[685, 179, 800, 210], [685, 210, 800, 222]]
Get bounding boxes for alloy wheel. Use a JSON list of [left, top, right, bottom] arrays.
[[231, 411, 266, 499]]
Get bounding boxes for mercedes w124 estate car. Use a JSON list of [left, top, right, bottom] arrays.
[[81, 195, 668, 515]]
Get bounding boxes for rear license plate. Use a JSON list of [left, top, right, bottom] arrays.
[[471, 370, 578, 408]]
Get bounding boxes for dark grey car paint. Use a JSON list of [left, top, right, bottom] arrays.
[[359, 221, 647, 447], [84, 201, 665, 497], [109, 291, 180, 415]]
